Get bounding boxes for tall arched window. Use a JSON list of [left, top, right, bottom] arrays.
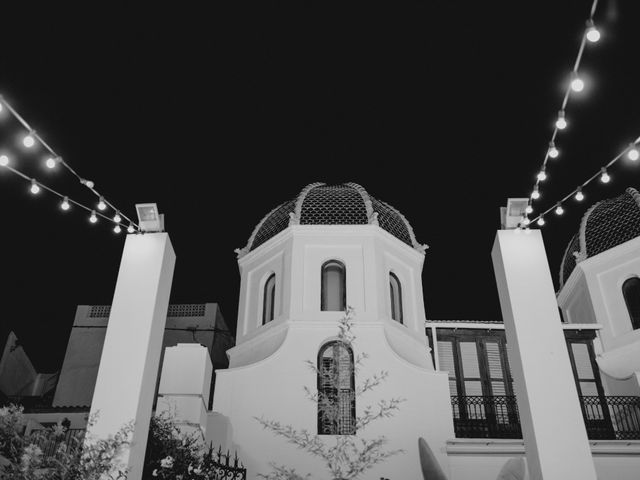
[[321, 260, 346, 311], [317, 341, 355, 435], [622, 277, 640, 330], [262, 273, 276, 325], [389, 272, 403, 324]]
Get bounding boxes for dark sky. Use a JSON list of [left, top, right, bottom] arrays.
[[1, 0, 639, 373]]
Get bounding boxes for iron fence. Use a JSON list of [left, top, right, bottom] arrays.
[[202, 445, 247, 480], [451, 395, 640, 440], [30, 428, 85, 457]]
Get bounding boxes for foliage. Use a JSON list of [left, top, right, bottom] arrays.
[[255, 307, 405, 480], [0, 404, 132, 479]]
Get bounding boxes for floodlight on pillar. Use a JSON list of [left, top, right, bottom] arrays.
[[500, 198, 529, 229], [135, 203, 165, 233]]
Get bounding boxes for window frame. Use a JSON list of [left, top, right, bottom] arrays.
[[321, 260, 346, 312], [262, 273, 276, 325], [317, 340, 356, 435], [622, 277, 640, 330]]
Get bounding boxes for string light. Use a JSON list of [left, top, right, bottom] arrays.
[[113, 224, 122, 234], [22, 131, 35, 148], [575, 187, 584, 201], [113, 212, 122, 223], [548, 142, 559, 159], [30, 179, 40, 194], [61, 196, 70, 211], [0, 155, 8, 167], [0, 96, 140, 231], [537, 168, 547, 181], [45, 156, 58, 169], [532, 185, 540, 200], [97, 196, 107, 211], [525, 205, 533, 214], [555, 204, 564, 215], [522, 217, 531, 226], [89, 210, 98, 223], [537, 216, 545, 226], [627, 144, 639, 161], [570, 73, 585, 92], [127, 224, 135, 234], [555, 110, 567, 130], [600, 167, 610, 183], [586, 20, 600, 43]]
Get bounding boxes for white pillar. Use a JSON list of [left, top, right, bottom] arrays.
[[491, 230, 596, 480], [86, 233, 175, 480], [156, 343, 212, 439]]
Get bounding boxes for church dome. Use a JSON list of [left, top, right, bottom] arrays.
[[559, 187, 640, 288], [236, 182, 427, 257]]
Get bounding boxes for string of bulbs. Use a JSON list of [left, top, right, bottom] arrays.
[[523, 0, 601, 226], [0, 95, 139, 233]]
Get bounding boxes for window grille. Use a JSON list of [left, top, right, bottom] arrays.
[[317, 341, 355, 435], [88, 304, 206, 318]]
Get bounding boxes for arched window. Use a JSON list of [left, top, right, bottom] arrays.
[[622, 277, 640, 330], [321, 260, 346, 311], [389, 272, 403, 324], [262, 273, 276, 325], [317, 341, 355, 435]]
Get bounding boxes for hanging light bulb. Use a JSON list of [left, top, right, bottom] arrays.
[[537, 216, 545, 226], [522, 217, 531, 226], [575, 187, 584, 201], [548, 141, 559, 159], [30, 179, 40, 194], [531, 185, 540, 200], [525, 205, 533, 214], [537, 168, 547, 181], [22, 131, 35, 148], [97, 196, 107, 210], [127, 224, 135, 234], [113, 212, 122, 223], [600, 167, 610, 183], [586, 20, 600, 43], [45, 156, 58, 169], [555, 110, 567, 130], [89, 210, 98, 223], [113, 224, 122, 234], [627, 144, 639, 161], [61, 196, 70, 211], [555, 203, 564, 215], [570, 73, 584, 92], [0, 155, 9, 167]]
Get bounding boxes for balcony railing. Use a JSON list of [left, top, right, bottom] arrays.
[[452, 395, 640, 440], [30, 428, 86, 457]]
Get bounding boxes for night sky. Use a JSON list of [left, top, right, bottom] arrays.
[[1, 1, 640, 373]]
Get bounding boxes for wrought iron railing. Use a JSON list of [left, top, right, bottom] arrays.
[[451, 395, 640, 440], [202, 445, 247, 480], [30, 428, 85, 457]]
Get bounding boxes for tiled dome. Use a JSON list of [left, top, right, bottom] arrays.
[[236, 183, 427, 257], [559, 187, 640, 288]]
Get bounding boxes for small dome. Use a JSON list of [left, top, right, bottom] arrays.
[[236, 183, 427, 257], [559, 187, 640, 288]]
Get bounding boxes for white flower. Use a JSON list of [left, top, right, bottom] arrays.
[[160, 455, 174, 469], [188, 464, 193, 473], [152, 469, 158, 476], [193, 466, 202, 474]]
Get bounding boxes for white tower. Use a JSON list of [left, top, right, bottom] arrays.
[[557, 187, 640, 397], [212, 183, 454, 479]]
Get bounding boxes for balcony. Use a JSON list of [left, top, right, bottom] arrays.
[[452, 395, 640, 440]]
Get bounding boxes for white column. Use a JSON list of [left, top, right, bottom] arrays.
[[492, 230, 596, 480], [156, 343, 212, 439], [86, 233, 176, 480]]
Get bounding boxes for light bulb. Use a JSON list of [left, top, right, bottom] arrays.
[[30, 179, 40, 194], [537, 169, 547, 181], [570, 75, 584, 92], [45, 157, 57, 169], [113, 212, 122, 223], [23, 132, 35, 148], [555, 204, 564, 215], [525, 205, 533, 214], [127, 224, 135, 234], [97, 197, 107, 210], [113, 224, 122, 234], [522, 218, 531, 226], [89, 211, 98, 223], [586, 21, 600, 43], [548, 142, 559, 159], [0, 102, 3, 113], [61, 196, 70, 211], [575, 188, 584, 201], [600, 167, 610, 183], [0, 155, 8, 167], [627, 144, 639, 161], [556, 111, 567, 130], [537, 216, 545, 226], [531, 186, 540, 200]]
